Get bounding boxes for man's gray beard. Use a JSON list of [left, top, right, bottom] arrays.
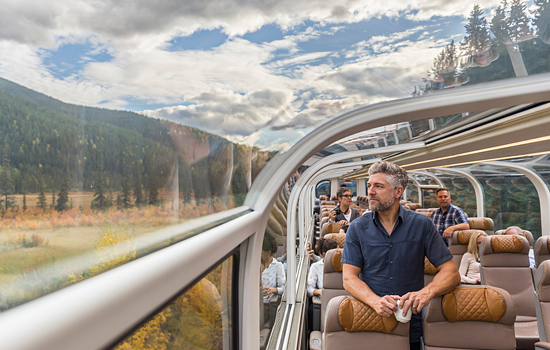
[[371, 196, 395, 212]]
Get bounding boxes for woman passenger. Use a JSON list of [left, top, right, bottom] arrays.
[[307, 238, 338, 297], [458, 231, 487, 284]]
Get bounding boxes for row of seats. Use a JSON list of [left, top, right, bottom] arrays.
[[310, 215, 550, 349]]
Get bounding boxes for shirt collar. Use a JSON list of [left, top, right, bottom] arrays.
[[371, 205, 405, 224]]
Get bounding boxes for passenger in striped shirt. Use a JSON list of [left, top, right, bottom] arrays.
[[431, 188, 470, 246]]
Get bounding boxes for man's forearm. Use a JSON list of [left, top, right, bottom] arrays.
[[343, 274, 379, 307], [423, 266, 460, 297]]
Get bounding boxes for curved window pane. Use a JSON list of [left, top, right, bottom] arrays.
[[405, 180, 419, 204], [472, 167, 541, 239], [422, 188, 439, 209], [113, 255, 236, 350], [340, 181, 357, 197], [437, 173, 477, 217], [315, 181, 331, 198]]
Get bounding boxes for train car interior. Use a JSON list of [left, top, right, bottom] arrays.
[[2, 1, 550, 350]]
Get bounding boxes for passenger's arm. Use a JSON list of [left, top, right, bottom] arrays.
[[342, 263, 399, 317], [307, 266, 317, 297], [276, 263, 286, 295], [458, 254, 476, 284], [442, 223, 470, 238], [401, 259, 460, 315]]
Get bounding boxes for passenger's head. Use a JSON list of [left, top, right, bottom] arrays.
[[315, 238, 338, 257], [505, 226, 524, 237], [367, 161, 408, 212], [337, 187, 352, 207], [467, 231, 487, 260], [436, 188, 451, 210], [262, 233, 278, 261], [319, 195, 328, 201]]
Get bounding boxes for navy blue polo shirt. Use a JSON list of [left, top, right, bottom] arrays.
[[341, 205, 452, 342]]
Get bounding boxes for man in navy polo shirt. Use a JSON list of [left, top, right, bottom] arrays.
[[341, 161, 460, 350], [431, 188, 470, 246]]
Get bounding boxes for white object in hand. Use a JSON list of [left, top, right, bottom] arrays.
[[394, 299, 412, 323]]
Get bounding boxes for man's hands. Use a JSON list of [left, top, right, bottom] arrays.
[[370, 295, 400, 317], [263, 286, 277, 298], [400, 289, 436, 315], [442, 227, 454, 238]]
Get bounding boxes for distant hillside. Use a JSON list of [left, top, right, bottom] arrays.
[[0, 77, 269, 207]]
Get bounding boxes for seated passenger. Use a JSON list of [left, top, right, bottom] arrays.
[[262, 234, 286, 303], [329, 187, 360, 226], [458, 231, 487, 284], [505, 226, 535, 267], [307, 238, 338, 297]]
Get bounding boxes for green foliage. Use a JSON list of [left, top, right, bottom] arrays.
[[533, 0, 550, 44], [0, 138, 14, 212], [461, 4, 490, 54], [133, 158, 143, 208], [92, 127, 106, 211], [37, 180, 47, 210], [121, 150, 133, 209], [55, 172, 70, 211]]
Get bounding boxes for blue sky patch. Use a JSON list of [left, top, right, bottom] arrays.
[[242, 24, 285, 44], [41, 42, 112, 79], [166, 29, 228, 51]]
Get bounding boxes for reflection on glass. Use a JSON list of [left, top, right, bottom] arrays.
[[261, 186, 289, 348], [473, 171, 541, 239], [114, 255, 234, 350], [0, 89, 272, 310], [422, 188, 439, 209]]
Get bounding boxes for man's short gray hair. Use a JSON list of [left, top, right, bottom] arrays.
[[368, 161, 409, 190]]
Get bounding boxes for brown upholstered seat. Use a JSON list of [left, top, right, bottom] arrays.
[[480, 235, 539, 349], [321, 248, 350, 332], [469, 217, 495, 235], [324, 233, 345, 248], [495, 228, 534, 247], [408, 203, 421, 210], [534, 260, 550, 345], [416, 211, 432, 218], [324, 295, 409, 350], [423, 285, 516, 350], [449, 230, 485, 268], [535, 236, 550, 268]]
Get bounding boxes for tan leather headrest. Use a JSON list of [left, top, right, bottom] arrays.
[[491, 235, 524, 253], [457, 230, 478, 245], [547, 238, 550, 254], [442, 287, 506, 323], [326, 233, 346, 248], [468, 218, 492, 230], [338, 297, 397, 333], [332, 249, 343, 272], [425, 257, 439, 275], [327, 223, 343, 234]]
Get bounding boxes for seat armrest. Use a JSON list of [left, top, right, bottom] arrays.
[[260, 328, 270, 349], [313, 295, 322, 305], [309, 331, 322, 350], [536, 342, 550, 350]]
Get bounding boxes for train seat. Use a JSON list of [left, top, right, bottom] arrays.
[[535, 236, 550, 268], [480, 235, 539, 349], [408, 203, 421, 210], [424, 257, 439, 286], [324, 233, 346, 248], [469, 217, 495, 235], [495, 229, 535, 247], [416, 210, 432, 218], [324, 295, 409, 350], [449, 230, 485, 268], [321, 248, 350, 332], [423, 285, 517, 350], [534, 260, 550, 349]]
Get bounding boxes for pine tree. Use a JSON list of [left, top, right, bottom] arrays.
[[461, 5, 490, 55], [92, 127, 106, 211], [492, 0, 510, 43], [148, 167, 159, 206], [56, 172, 70, 211], [51, 189, 56, 209], [121, 151, 132, 209], [116, 193, 123, 210], [37, 181, 47, 210], [133, 159, 143, 209], [533, 0, 550, 44], [0, 138, 14, 213], [22, 191, 27, 211], [508, 0, 534, 42]]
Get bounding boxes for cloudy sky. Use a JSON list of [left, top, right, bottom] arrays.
[[0, 0, 505, 150]]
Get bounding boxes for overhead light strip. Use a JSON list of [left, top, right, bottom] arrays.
[[407, 151, 550, 172], [402, 135, 550, 168]]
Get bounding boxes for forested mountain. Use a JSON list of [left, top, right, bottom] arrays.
[[0, 77, 270, 208]]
